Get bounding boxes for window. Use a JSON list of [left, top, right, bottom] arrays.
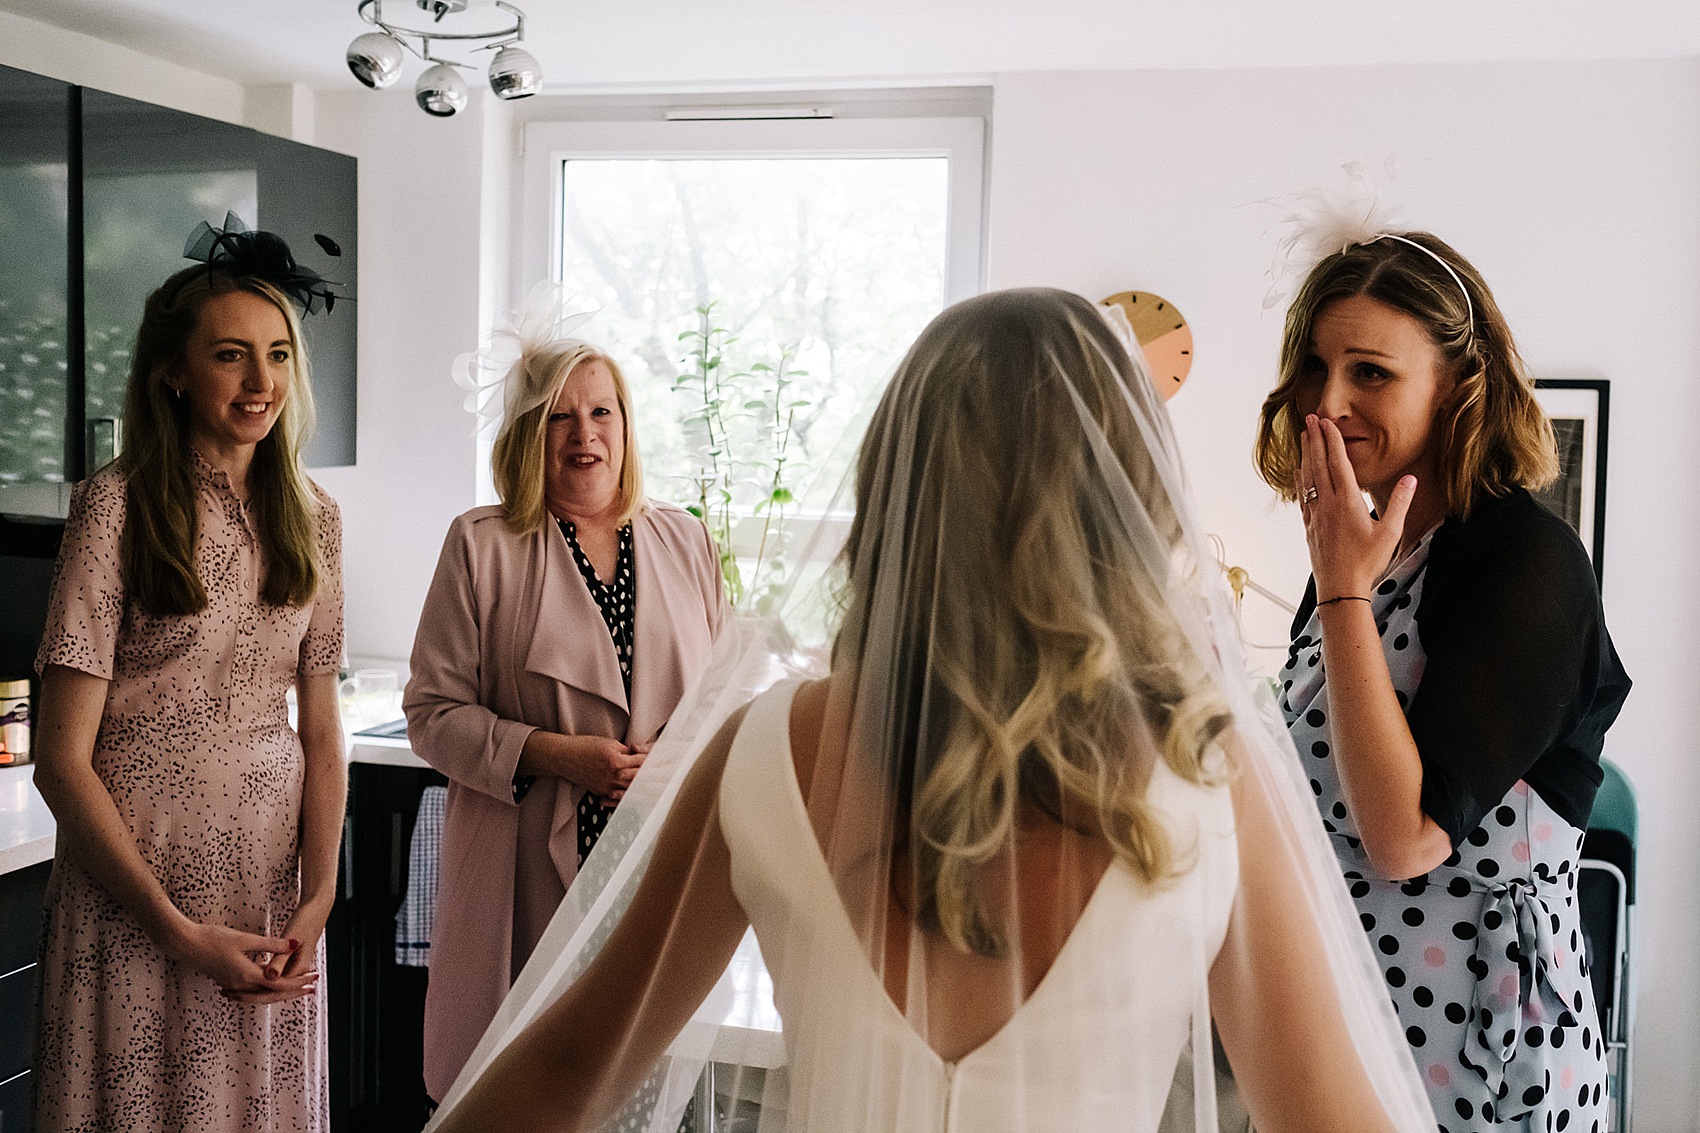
[[514, 113, 985, 609]]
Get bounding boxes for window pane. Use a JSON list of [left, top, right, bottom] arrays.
[[559, 156, 949, 524]]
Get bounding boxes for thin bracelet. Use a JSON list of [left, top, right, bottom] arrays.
[[1317, 595, 1371, 607]]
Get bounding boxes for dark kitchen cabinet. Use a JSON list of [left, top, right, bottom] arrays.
[[328, 761, 444, 1133], [0, 63, 357, 523], [0, 860, 52, 1133]]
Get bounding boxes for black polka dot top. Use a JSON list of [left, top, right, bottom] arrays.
[[560, 518, 636, 867], [559, 519, 637, 694]]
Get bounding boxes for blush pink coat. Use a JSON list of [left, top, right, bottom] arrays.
[[404, 501, 727, 1100]]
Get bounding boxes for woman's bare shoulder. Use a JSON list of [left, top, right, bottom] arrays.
[[788, 677, 832, 800]]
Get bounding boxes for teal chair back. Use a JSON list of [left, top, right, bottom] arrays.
[[1589, 757, 1638, 844], [1580, 756, 1636, 1131]]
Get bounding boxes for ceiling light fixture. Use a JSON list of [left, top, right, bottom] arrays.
[[346, 0, 541, 118]]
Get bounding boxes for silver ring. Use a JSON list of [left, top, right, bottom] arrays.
[[1301, 485, 1319, 504]]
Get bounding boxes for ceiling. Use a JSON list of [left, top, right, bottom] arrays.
[[4, 0, 1699, 93]]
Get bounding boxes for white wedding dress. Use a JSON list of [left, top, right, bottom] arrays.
[[720, 680, 1241, 1133]]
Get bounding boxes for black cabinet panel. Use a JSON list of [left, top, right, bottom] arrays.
[[329, 763, 443, 1133], [0, 861, 50, 978], [0, 964, 36, 1078], [0, 859, 50, 1133], [82, 88, 357, 470], [80, 88, 259, 463], [0, 62, 358, 523], [0, 1065, 33, 1133]]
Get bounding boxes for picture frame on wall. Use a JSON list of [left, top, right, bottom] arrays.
[[1532, 378, 1610, 585]]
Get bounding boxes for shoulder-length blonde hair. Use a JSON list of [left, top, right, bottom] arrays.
[[1254, 230, 1557, 519], [836, 287, 1230, 957], [490, 341, 645, 533], [119, 267, 321, 615]]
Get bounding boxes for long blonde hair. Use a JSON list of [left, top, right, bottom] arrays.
[[118, 268, 321, 615], [1255, 230, 1558, 518], [837, 288, 1231, 956], [490, 341, 645, 532]]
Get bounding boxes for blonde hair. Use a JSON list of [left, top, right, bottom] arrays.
[[838, 288, 1231, 956], [119, 268, 321, 615], [490, 342, 645, 532], [1254, 230, 1558, 518]]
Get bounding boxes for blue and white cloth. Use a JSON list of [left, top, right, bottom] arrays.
[[396, 785, 448, 966]]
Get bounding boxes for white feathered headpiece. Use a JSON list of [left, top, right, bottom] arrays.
[[1260, 160, 1474, 329], [452, 281, 601, 430], [1260, 160, 1402, 311]]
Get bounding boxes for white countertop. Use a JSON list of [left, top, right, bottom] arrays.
[[344, 725, 429, 770], [0, 764, 56, 875]]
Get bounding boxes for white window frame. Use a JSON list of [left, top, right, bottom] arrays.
[[516, 114, 986, 312], [497, 115, 987, 552]]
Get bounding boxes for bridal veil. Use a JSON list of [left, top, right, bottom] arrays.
[[426, 287, 1436, 1133]]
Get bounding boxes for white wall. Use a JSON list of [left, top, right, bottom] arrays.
[[988, 61, 1700, 1131], [310, 89, 515, 665]]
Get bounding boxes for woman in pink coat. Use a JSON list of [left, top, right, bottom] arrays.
[[405, 326, 727, 1103]]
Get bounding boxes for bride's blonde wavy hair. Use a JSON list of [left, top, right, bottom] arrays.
[[836, 288, 1232, 956]]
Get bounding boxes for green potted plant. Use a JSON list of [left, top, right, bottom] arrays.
[[675, 302, 808, 613]]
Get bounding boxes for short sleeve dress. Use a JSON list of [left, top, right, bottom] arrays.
[[1281, 489, 1630, 1133], [32, 456, 344, 1133]]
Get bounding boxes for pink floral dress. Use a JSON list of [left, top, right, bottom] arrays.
[[33, 456, 343, 1132]]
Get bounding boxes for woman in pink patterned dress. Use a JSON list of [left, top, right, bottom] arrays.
[[31, 226, 346, 1132]]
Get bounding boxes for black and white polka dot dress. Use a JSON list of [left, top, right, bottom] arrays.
[[1281, 530, 1606, 1133], [560, 518, 636, 868]]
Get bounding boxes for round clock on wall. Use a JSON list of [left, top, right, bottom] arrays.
[[1101, 290, 1193, 400]]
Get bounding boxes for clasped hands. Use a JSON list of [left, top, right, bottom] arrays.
[[159, 901, 329, 1006], [1296, 414, 1417, 603], [534, 731, 649, 800]]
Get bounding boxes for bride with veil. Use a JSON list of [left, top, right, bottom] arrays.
[[426, 287, 1437, 1133]]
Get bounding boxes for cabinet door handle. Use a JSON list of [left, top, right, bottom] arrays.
[[86, 417, 120, 474], [342, 814, 355, 901]]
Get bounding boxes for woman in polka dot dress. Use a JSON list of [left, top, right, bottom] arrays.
[[32, 243, 346, 1130], [405, 327, 728, 1103], [1254, 231, 1631, 1132]]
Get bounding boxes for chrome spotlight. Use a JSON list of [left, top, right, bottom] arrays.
[[351, 0, 535, 118], [346, 31, 404, 89], [487, 44, 541, 99], [415, 63, 468, 117]]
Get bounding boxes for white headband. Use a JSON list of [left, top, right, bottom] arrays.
[[1364, 233, 1476, 332]]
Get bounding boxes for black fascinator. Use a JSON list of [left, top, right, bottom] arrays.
[[182, 211, 349, 315]]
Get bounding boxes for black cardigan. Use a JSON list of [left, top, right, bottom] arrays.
[[1292, 488, 1632, 846]]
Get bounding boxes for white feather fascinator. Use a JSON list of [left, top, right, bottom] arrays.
[[1260, 160, 1403, 311], [1260, 161, 1475, 329], [452, 281, 601, 429]]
